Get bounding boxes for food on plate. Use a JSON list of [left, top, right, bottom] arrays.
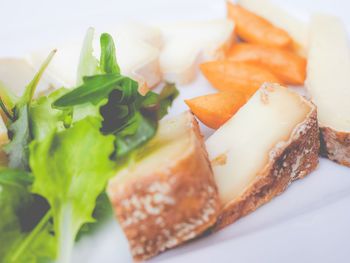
[[200, 60, 280, 94], [227, 2, 292, 49], [108, 112, 220, 260], [227, 43, 307, 85], [159, 19, 235, 84], [0, 31, 178, 263], [206, 83, 319, 230], [237, 0, 308, 54], [111, 22, 162, 48], [306, 15, 350, 167], [0, 116, 8, 166], [185, 91, 247, 129], [28, 24, 162, 88], [0, 58, 54, 97]]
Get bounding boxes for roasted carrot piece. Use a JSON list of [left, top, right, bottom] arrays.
[[200, 61, 280, 94], [185, 91, 247, 129], [227, 43, 306, 85], [227, 2, 293, 49]]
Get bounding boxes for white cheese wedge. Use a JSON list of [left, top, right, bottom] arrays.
[[237, 0, 308, 55], [27, 24, 162, 88], [0, 58, 54, 97], [108, 112, 220, 261], [159, 19, 235, 84], [306, 15, 350, 167], [206, 83, 319, 229]]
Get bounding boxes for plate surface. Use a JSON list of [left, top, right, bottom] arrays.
[[1, 0, 350, 262]]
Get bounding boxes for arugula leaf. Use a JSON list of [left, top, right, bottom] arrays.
[[29, 117, 115, 263], [53, 74, 126, 107], [158, 82, 179, 119], [114, 112, 157, 158], [4, 50, 56, 169], [100, 33, 120, 74], [76, 27, 100, 86]]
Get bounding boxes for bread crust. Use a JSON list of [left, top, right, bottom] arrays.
[[214, 106, 320, 230], [107, 115, 220, 261], [320, 126, 350, 167]]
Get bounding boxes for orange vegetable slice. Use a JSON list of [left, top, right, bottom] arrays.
[[200, 61, 280, 94], [227, 43, 306, 85], [185, 91, 247, 129], [227, 2, 293, 49]]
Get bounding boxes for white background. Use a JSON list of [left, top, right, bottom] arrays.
[[1, 0, 350, 262]]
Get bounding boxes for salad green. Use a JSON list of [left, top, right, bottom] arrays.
[[0, 29, 178, 263]]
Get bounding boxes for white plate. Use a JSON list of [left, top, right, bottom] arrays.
[[1, 0, 350, 262]]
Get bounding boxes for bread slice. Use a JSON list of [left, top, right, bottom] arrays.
[[107, 112, 220, 261], [306, 15, 350, 167], [206, 83, 319, 230]]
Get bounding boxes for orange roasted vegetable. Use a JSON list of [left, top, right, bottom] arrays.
[[227, 2, 293, 49], [227, 43, 306, 85], [185, 91, 247, 129], [200, 61, 280, 94]]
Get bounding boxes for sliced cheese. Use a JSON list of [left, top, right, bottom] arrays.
[[0, 58, 54, 97], [237, 0, 308, 55], [108, 112, 219, 261], [206, 84, 311, 204], [306, 15, 350, 166], [159, 19, 235, 84], [306, 15, 350, 132]]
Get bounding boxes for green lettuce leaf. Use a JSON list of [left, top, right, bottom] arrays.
[[0, 169, 32, 260], [30, 88, 72, 141], [76, 27, 101, 86], [4, 50, 56, 169], [29, 117, 115, 263], [0, 168, 56, 263]]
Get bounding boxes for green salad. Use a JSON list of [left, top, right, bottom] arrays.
[[0, 28, 178, 263]]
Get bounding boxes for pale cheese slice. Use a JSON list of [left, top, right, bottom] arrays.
[[159, 19, 235, 84], [306, 15, 350, 166], [206, 84, 319, 229], [0, 58, 54, 97]]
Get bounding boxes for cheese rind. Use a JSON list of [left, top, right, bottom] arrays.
[[107, 112, 220, 261], [206, 84, 319, 229], [306, 15, 350, 167]]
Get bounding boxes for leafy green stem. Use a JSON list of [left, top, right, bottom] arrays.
[[57, 204, 75, 263], [0, 96, 13, 120], [10, 209, 52, 262]]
